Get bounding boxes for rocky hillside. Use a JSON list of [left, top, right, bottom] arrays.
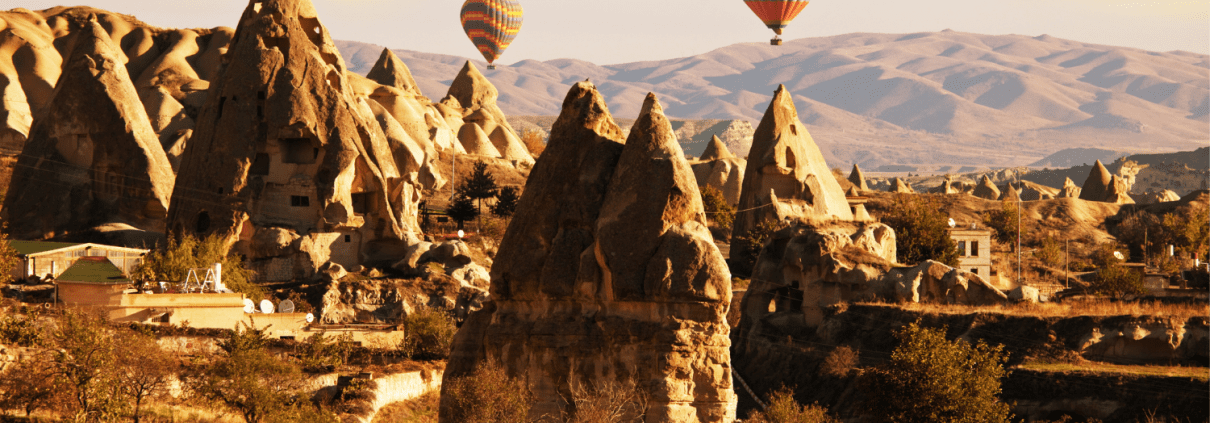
[[335, 32, 1208, 169]]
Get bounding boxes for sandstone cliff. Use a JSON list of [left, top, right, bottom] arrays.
[[2, 17, 175, 240], [442, 83, 735, 421]]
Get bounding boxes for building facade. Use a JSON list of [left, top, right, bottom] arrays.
[[10, 241, 148, 282], [949, 228, 992, 280]]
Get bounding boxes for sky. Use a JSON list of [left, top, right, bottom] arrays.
[[5, 0, 1208, 65]]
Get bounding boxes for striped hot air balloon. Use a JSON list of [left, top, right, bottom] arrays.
[[744, 0, 809, 45], [460, 0, 523, 69]]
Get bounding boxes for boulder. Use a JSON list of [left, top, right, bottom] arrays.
[[2, 17, 176, 240], [165, 0, 422, 280], [732, 85, 853, 241], [441, 84, 736, 422], [1135, 189, 1180, 205]]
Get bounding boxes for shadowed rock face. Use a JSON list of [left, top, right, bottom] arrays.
[[973, 175, 1001, 200], [692, 135, 747, 207], [165, 0, 418, 279], [2, 18, 175, 240], [442, 83, 736, 422], [732, 85, 853, 241]]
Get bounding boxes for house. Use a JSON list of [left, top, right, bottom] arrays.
[[949, 227, 992, 280], [10, 241, 148, 282]]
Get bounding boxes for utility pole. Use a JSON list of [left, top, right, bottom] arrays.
[[1065, 238, 1069, 289], [1017, 170, 1022, 286]]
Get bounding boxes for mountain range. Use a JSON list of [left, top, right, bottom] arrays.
[[335, 31, 1208, 169]]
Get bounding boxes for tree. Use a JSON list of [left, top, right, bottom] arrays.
[[193, 323, 335, 423], [520, 130, 546, 157], [446, 192, 479, 230], [881, 195, 959, 266], [492, 186, 520, 218], [983, 199, 1021, 251], [0, 223, 17, 285], [441, 361, 532, 423], [0, 351, 64, 419], [462, 161, 499, 228], [1163, 203, 1209, 262], [132, 234, 262, 302], [700, 185, 735, 235], [1089, 242, 1144, 298], [861, 321, 1012, 423], [745, 385, 838, 423], [50, 310, 124, 422], [116, 329, 178, 423], [732, 219, 788, 277]]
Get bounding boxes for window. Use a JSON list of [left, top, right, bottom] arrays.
[[344, 235, 351, 243], [957, 241, 966, 257], [290, 196, 310, 207], [351, 192, 374, 215], [249, 153, 270, 176], [971, 268, 978, 275], [281, 138, 318, 164], [970, 241, 979, 257]]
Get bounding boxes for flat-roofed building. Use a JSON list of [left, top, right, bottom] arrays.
[[10, 241, 148, 281], [949, 227, 992, 280]]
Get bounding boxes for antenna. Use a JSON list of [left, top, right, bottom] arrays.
[[305, 313, 315, 324], [947, 218, 956, 228], [243, 298, 255, 314], [259, 299, 275, 314], [278, 300, 295, 314]]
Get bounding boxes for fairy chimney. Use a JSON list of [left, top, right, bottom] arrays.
[[848, 164, 870, 192], [692, 135, 746, 206], [972, 175, 1001, 200]]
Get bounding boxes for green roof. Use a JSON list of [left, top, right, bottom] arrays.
[[57, 257, 130, 284], [10, 241, 84, 256]]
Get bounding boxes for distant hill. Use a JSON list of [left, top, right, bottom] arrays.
[[1028, 148, 1132, 168], [336, 31, 1208, 169]]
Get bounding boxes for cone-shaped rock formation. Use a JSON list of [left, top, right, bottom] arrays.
[[972, 175, 1001, 200], [442, 85, 735, 422], [999, 184, 1021, 202], [732, 85, 853, 239], [692, 135, 746, 206], [1079, 160, 1114, 201], [848, 164, 869, 192], [888, 177, 915, 194], [166, 0, 419, 279], [1059, 177, 1081, 198], [2, 18, 175, 240], [366, 48, 421, 97], [447, 61, 533, 165]]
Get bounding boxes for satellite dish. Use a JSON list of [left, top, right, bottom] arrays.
[[1113, 251, 1125, 260], [279, 300, 295, 314], [947, 218, 956, 228], [243, 298, 255, 314], [305, 313, 315, 323], [259, 299, 275, 314]]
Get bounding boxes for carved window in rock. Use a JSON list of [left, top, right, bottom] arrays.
[[196, 211, 211, 233], [281, 138, 318, 164], [351, 192, 376, 215], [249, 153, 270, 176], [290, 196, 310, 207]]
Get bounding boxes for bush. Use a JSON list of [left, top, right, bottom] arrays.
[[860, 321, 1012, 423], [521, 130, 547, 157], [0, 223, 16, 285], [745, 385, 838, 423], [733, 219, 788, 276], [398, 306, 457, 360], [1089, 243, 1144, 298], [700, 185, 735, 235], [820, 346, 858, 378], [0, 309, 44, 347], [1034, 235, 1064, 268], [296, 332, 358, 372], [880, 195, 959, 266], [983, 200, 1021, 251], [441, 362, 532, 423], [564, 377, 647, 423], [132, 234, 262, 302]]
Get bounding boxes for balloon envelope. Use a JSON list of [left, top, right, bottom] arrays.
[[744, 0, 809, 35], [460, 0, 524, 65]]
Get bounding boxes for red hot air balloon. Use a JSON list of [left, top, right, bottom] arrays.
[[460, 0, 524, 70], [744, 0, 809, 45]]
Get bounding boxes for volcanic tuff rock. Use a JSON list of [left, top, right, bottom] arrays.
[[847, 164, 869, 192], [1135, 189, 1180, 205], [365, 47, 422, 98], [165, 0, 420, 281], [888, 177, 915, 194], [691, 136, 747, 206], [443, 83, 736, 421], [972, 175, 1001, 200], [732, 85, 853, 240], [999, 185, 1022, 202], [446, 61, 534, 165], [736, 221, 1007, 330], [1059, 177, 1081, 198], [2, 17, 175, 240]]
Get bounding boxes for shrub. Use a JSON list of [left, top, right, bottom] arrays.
[[880, 194, 959, 266], [983, 200, 1022, 250], [0, 309, 44, 347], [1089, 243, 1144, 298], [441, 362, 532, 423], [296, 332, 358, 372], [700, 185, 735, 235], [564, 377, 647, 423], [132, 234, 262, 302], [745, 385, 838, 423], [1034, 235, 1064, 268], [733, 219, 788, 276], [860, 321, 1012, 423], [820, 346, 859, 378], [398, 306, 457, 360], [0, 223, 16, 285], [521, 130, 547, 157]]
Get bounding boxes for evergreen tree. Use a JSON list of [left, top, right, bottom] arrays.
[[446, 192, 479, 230], [463, 161, 499, 228], [491, 186, 520, 218]]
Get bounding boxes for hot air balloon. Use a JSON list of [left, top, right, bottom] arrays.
[[744, 0, 809, 45], [460, 0, 523, 70]]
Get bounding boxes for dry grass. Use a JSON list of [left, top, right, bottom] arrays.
[[372, 390, 439, 423], [521, 130, 546, 158], [1019, 360, 1210, 381], [864, 299, 1209, 320]]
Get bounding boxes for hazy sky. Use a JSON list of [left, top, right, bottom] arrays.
[[6, 0, 1208, 64]]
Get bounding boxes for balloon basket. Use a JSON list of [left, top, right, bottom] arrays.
[[487, 64, 496, 70], [770, 38, 783, 46]]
